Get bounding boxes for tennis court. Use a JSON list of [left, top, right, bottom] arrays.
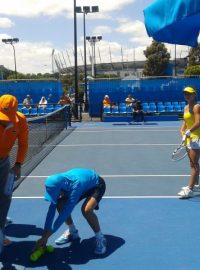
[[1, 120, 200, 270]]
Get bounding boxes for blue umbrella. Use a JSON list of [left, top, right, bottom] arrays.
[[143, 0, 200, 47]]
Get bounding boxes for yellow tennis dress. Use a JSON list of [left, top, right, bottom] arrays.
[[184, 111, 200, 149]]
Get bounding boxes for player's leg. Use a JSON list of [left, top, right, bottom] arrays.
[[81, 196, 100, 233], [188, 149, 200, 188], [178, 148, 200, 198], [81, 177, 107, 255], [0, 157, 12, 253], [55, 195, 79, 245]]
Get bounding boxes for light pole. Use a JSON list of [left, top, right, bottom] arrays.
[[52, 49, 55, 74], [2, 38, 19, 79], [76, 6, 99, 112], [86, 36, 102, 78], [74, 0, 79, 118]]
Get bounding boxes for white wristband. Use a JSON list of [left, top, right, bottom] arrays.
[[182, 135, 186, 141], [185, 129, 191, 136]]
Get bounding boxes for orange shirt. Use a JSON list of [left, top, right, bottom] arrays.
[[0, 111, 28, 163], [58, 95, 71, 105], [103, 98, 111, 107]]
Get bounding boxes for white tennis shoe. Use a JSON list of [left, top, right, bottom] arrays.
[[177, 187, 193, 198], [180, 185, 200, 192]]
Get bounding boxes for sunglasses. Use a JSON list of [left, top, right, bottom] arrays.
[[183, 92, 194, 96]]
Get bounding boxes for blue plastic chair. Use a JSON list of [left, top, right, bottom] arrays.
[[111, 107, 119, 114], [149, 102, 156, 106], [46, 107, 53, 114], [38, 107, 45, 115], [54, 104, 62, 110], [126, 106, 133, 114], [149, 105, 157, 112], [142, 105, 150, 113], [29, 107, 38, 116], [103, 107, 111, 114], [172, 101, 179, 106], [165, 105, 174, 112], [180, 101, 186, 107], [157, 105, 165, 112], [119, 107, 127, 114], [22, 108, 30, 116], [164, 101, 171, 106], [119, 103, 126, 108], [174, 105, 182, 112]]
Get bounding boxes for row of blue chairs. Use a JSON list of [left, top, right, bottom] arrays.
[[103, 104, 184, 114], [116, 101, 186, 108], [18, 105, 62, 116], [141, 101, 186, 107]]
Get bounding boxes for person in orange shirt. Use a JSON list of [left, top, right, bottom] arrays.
[[58, 93, 72, 106], [0, 95, 28, 254], [102, 95, 111, 107]]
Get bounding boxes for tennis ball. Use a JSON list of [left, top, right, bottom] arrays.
[[30, 248, 44, 262], [47, 245, 54, 253], [30, 253, 39, 262]]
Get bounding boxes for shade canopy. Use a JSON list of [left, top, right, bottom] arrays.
[[143, 0, 200, 47]]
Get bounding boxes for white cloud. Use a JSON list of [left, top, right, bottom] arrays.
[[116, 19, 151, 46], [0, 0, 71, 17], [0, 17, 14, 28], [92, 25, 112, 36], [0, 34, 53, 73], [0, 0, 135, 18]]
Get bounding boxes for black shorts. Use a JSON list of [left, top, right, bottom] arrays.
[[57, 177, 106, 211], [79, 176, 106, 207]]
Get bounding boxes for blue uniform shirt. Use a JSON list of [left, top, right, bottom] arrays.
[[44, 168, 100, 232]]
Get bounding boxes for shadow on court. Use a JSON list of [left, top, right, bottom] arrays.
[[0, 230, 125, 269], [112, 122, 158, 126], [5, 224, 43, 238]]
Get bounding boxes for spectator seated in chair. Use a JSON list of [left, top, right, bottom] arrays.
[[38, 96, 48, 110], [125, 94, 135, 107], [102, 95, 111, 108]]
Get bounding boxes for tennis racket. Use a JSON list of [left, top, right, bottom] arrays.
[[171, 137, 188, 161]]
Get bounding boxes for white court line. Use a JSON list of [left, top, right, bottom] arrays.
[[73, 129, 179, 132], [12, 196, 178, 199], [28, 143, 178, 147], [21, 175, 189, 178]]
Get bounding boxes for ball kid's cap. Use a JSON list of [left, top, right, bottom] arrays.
[[0, 94, 18, 123], [44, 175, 62, 204], [183, 86, 196, 94]]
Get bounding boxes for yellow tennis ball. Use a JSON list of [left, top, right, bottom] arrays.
[[30, 252, 39, 262], [47, 245, 54, 252]]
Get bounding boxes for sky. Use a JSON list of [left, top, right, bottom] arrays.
[[0, 0, 196, 74]]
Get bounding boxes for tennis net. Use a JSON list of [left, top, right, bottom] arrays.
[[10, 105, 73, 190]]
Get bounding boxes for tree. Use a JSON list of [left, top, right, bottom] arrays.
[[143, 41, 170, 76], [187, 44, 200, 66], [184, 44, 200, 75], [184, 65, 200, 76]]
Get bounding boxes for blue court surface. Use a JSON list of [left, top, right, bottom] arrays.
[[1, 120, 200, 270]]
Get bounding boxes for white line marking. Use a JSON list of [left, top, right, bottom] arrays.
[[21, 175, 189, 178], [12, 196, 178, 199], [27, 143, 179, 147], [73, 129, 179, 132], [104, 196, 178, 199]]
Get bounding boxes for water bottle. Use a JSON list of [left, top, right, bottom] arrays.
[[4, 171, 15, 196]]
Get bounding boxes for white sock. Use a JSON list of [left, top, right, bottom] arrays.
[[95, 231, 104, 239], [68, 224, 77, 233]]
